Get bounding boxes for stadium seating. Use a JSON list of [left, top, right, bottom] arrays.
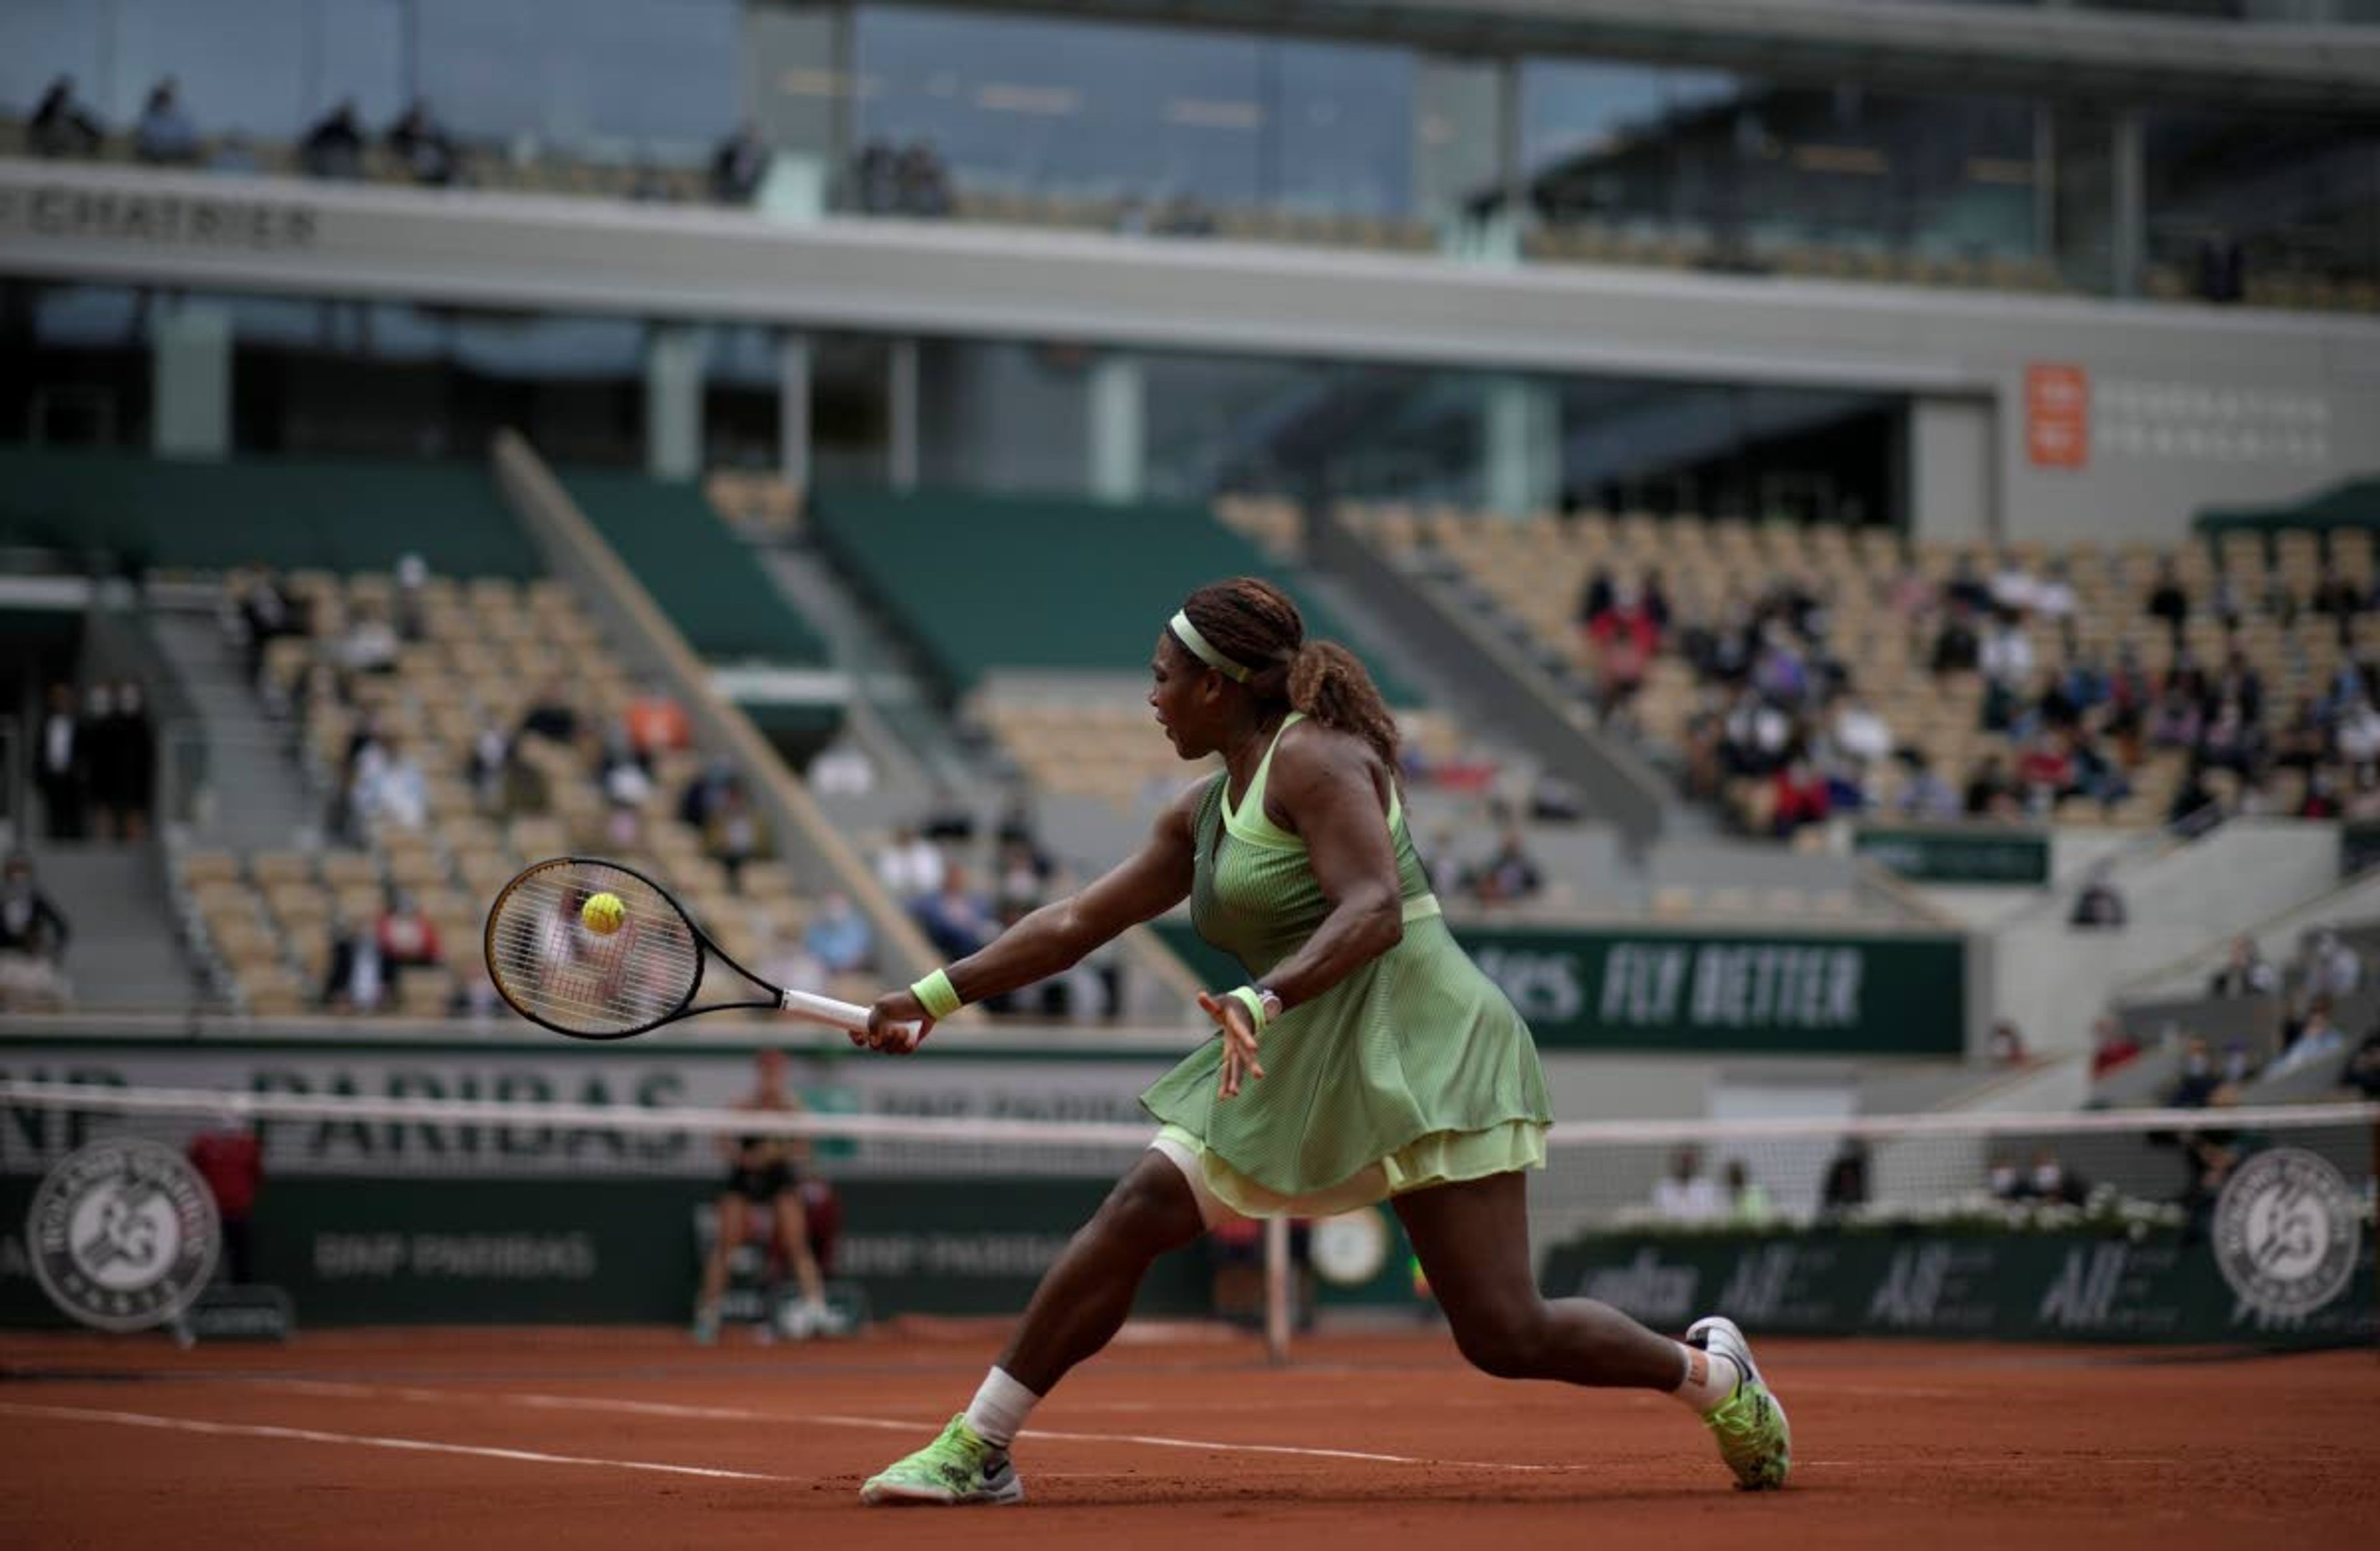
[[170, 565, 866, 1018], [1341, 502, 2376, 834]]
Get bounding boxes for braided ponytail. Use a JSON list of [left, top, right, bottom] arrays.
[[1179, 577, 1402, 774]]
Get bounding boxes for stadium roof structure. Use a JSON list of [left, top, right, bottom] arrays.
[[935, 0, 2380, 113]]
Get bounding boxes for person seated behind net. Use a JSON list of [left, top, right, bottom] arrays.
[[1652, 1146, 1724, 1225], [0, 854, 73, 1011], [30, 76, 103, 158], [693, 1049, 838, 1343]]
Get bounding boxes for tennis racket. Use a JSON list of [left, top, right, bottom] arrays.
[[483, 855, 922, 1047]]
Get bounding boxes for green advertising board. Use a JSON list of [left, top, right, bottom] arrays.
[[0, 1174, 1211, 1328], [1539, 1227, 2374, 1348], [1854, 826, 2051, 886], [1152, 920, 1965, 1056]]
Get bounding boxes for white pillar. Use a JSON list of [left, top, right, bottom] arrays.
[[643, 323, 705, 480], [888, 337, 920, 492], [1088, 352, 1145, 503], [1483, 373, 1559, 516], [778, 330, 812, 495], [151, 299, 231, 460]]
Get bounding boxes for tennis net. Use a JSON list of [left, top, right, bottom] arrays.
[[1, 1080, 2371, 1351]]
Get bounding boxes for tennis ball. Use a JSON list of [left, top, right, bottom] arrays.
[[581, 891, 625, 936]]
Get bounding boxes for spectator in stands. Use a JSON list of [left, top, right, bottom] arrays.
[[236, 568, 306, 686], [993, 837, 1049, 927], [624, 690, 691, 759], [301, 100, 366, 179], [912, 865, 995, 964], [1829, 694, 1893, 769], [35, 683, 86, 841], [677, 758, 736, 831], [1768, 755, 1830, 839], [2016, 730, 2077, 815], [2090, 1015, 2142, 1078], [1929, 601, 1981, 676], [809, 738, 876, 795], [2146, 557, 2190, 648], [392, 553, 431, 642], [1818, 1139, 1869, 1220], [2269, 995, 2347, 1078], [874, 825, 945, 904], [448, 957, 502, 1020], [2167, 1038, 2221, 1108], [29, 76, 103, 158], [1722, 1160, 1775, 1227], [2068, 864, 2127, 929], [0, 854, 72, 1011], [1962, 753, 2019, 820], [386, 99, 457, 186], [2195, 227, 2244, 304], [351, 733, 428, 835], [1587, 581, 1660, 720], [187, 1107, 263, 1284], [705, 780, 773, 891], [519, 678, 580, 746], [1470, 827, 1545, 905], [1651, 1147, 1723, 1224], [134, 78, 200, 165], [468, 716, 513, 810], [712, 122, 769, 205], [895, 141, 953, 216], [90, 679, 156, 841], [376, 891, 443, 981], [2167, 758, 2222, 831], [2208, 935, 2280, 999], [2300, 929, 2363, 998], [342, 604, 399, 675], [319, 908, 388, 1012], [1893, 749, 1960, 822], [600, 728, 655, 848], [802, 892, 875, 978], [2025, 1150, 2087, 1208]]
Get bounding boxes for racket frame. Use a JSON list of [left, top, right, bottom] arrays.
[[485, 855, 878, 1042]]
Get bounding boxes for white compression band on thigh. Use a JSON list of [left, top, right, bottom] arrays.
[[1148, 1133, 1243, 1229]]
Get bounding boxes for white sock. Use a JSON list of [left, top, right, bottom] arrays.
[[962, 1366, 1040, 1450], [1670, 1341, 1742, 1415]]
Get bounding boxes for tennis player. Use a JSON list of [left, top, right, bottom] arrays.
[[855, 578, 1789, 1504]]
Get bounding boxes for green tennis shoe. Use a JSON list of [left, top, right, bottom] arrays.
[[859, 1414, 1026, 1506], [1686, 1316, 1791, 1491]]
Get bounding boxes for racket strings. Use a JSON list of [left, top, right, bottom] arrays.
[[485, 861, 703, 1036]]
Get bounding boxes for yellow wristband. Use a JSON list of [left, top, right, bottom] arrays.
[[910, 968, 963, 1020], [1225, 984, 1271, 1032]]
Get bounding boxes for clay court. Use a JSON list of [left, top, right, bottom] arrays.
[[4, 1325, 2373, 1549]]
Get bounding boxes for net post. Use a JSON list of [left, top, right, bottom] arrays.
[[1263, 1214, 1291, 1366]]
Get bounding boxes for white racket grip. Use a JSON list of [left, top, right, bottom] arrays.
[[779, 989, 925, 1050]]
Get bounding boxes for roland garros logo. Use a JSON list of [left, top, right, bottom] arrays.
[[2212, 1146, 2362, 1322], [28, 1138, 220, 1332]]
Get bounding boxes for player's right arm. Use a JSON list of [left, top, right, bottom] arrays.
[[862, 781, 1202, 1046]]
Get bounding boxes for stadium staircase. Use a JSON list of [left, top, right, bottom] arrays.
[[25, 839, 203, 1014], [145, 605, 322, 854]]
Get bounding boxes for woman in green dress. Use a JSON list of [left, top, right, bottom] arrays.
[[855, 577, 1789, 1505]]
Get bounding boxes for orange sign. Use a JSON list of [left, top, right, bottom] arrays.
[[2026, 363, 2089, 470]]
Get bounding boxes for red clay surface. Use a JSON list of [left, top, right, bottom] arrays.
[[2, 1323, 2374, 1550]]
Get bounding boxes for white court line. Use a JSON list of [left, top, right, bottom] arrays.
[[0, 1400, 793, 1483], [249, 1381, 1572, 1474]]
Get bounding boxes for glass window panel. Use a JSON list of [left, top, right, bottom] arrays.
[[2145, 110, 2380, 292], [1272, 39, 1412, 216], [111, 0, 309, 138], [0, 1, 107, 118], [310, 0, 408, 128], [415, 0, 739, 157]]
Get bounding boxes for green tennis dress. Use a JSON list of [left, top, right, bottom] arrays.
[[1140, 714, 1553, 1219]]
